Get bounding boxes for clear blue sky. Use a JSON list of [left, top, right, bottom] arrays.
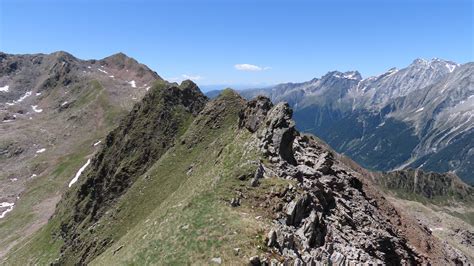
[[0, 0, 473, 90]]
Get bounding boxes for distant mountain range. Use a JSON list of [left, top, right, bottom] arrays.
[[239, 59, 474, 184], [1, 52, 472, 264]]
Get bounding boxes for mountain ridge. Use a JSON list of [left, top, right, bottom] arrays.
[[239, 58, 474, 184], [0, 51, 161, 257], [1, 52, 472, 264]]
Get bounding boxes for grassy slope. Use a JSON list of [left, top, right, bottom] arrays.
[[92, 90, 286, 264], [4, 89, 294, 265], [1, 80, 126, 264]]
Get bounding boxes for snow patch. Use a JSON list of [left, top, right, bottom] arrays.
[[386, 68, 399, 76], [128, 80, 137, 88], [36, 148, 46, 153], [32, 105, 43, 113], [445, 63, 456, 73], [416, 107, 424, 113], [0, 85, 9, 92], [98, 68, 108, 74], [16, 91, 32, 103], [343, 73, 359, 80], [93, 140, 102, 146], [61, 101, 68, 106], [31, 174, 37, 178], [145, 86, 151, 91], [109, 75, 114, 78], [36, 92, 42, 96], [68, 159, 91, 187], [0, 202, 15, 219]]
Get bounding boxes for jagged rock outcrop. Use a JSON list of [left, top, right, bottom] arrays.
[[246, 102, 297, 165], [239, 96, 470, 265], [238, 95, 273, 133]]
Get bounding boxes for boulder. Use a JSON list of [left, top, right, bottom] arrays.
[[238, 96, 273, 133]]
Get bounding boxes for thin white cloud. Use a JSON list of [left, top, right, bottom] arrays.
[[182, 74, 203, 81], [234, 64, 270, 72], [167, 74, 203, 83]]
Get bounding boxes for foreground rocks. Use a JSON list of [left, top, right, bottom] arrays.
[[239, 98, 471, 265]]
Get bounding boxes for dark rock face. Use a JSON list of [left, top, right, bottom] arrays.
[[238, 95, 273, 133], [258, 102, 298, 165]]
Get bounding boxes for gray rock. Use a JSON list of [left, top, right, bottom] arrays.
[[230, 197, 241, 207], [238, 96, 273, 133], [267, 229, 277, 247], [211, 257, 222, 264], [249, 255, 261, 266], [285, 193, 312, 226]]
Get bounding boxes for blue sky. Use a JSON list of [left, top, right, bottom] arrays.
[[0, 0, 472, 91]]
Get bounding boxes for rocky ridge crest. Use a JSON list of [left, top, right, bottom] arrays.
[[238, 96, 470, 265]]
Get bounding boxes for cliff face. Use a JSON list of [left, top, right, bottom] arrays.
[[379, 169, 474, 203]]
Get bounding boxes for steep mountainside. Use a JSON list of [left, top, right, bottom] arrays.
[[241, 59, 474, 184], [3, 83, 470, 264], [0, 51, 160, 256], [378, 169, 473, 203]]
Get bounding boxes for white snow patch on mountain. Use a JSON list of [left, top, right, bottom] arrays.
[[36, 148, 46, 153], [416, 107, 424, 113], [128, 80, 137, 88], [0, 85, 9, 92], [16, 91, 32, 103], [344, 73, 359, 80], [93, 140, 101, 146], [98, 68, 108, 74], [0, 202, 15, 219], [68, 159, 91, 187], [32, 105, 43, 113], [445, 63, 456, 73]]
